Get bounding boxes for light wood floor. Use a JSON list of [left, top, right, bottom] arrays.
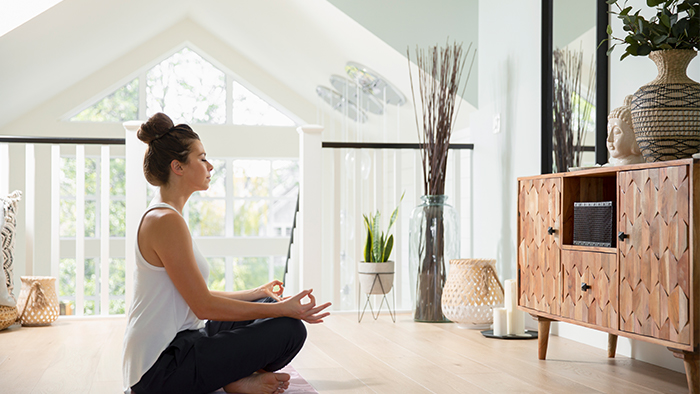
[[0, 313, 690, 393]]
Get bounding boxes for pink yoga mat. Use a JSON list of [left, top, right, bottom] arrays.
[[210, 365, 317, 394]]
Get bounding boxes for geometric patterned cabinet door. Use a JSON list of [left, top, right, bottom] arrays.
[[561, 250, 618, 330], [618, 165, 691, 345], [518, 177, 561, 316]]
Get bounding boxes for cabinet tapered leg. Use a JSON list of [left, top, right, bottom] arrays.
[[668, 348, 699, 394], [532, 315, 551, 360], [607, 334, 618, 358]]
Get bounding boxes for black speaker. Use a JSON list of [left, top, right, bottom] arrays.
[[573, 201, 615, 247]]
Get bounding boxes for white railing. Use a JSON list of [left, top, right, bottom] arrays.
[[0, 136, 127, 316], [296, 126, 474, 311], [2, 129, 295, 316], [2, 125, 473, 316]]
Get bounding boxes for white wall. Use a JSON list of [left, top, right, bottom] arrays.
[[473, 0, 542, 283]]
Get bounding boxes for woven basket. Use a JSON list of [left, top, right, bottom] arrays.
[[17, 276, 59, 326], [632, 49, 700, 162], [441, 259, 504, 329], [0, 305, 18, 330]]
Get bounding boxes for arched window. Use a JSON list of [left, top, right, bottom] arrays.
[[69, 47, 296, 126]]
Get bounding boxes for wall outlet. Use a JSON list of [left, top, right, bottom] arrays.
[[492, 113, 501, 134]]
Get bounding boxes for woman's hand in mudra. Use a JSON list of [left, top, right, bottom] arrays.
[[280, 289, 331, 324], [257, 280, 285, 301]]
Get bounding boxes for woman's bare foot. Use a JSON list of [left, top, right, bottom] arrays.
[[223, 372, 291, 394]]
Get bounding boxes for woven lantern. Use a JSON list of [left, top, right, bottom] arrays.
[[441, 259, 504, 329], [17, 276, 60, 326]]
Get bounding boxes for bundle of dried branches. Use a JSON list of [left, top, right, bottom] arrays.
[[552, 47, 596, 172], [408, 41, 476, 194], [406, 41, 476, 322]]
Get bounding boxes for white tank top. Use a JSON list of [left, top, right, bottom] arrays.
[[122, 203, 209, 391]]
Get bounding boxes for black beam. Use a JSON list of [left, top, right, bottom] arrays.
[[596, 0, 610, 165], [322, 142, 474, 150], [0, 136, 125, 145], [542, 0, 554, 174]]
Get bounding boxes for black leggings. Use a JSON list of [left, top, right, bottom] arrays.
[[132, 299, 307, 394]]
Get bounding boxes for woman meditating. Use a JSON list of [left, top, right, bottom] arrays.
[[122, 112, 331, 394]]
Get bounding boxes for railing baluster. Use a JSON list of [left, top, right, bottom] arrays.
[[453, 152, 461, 236], [24, 144, 35, 276], [51, 146, 60, 280], [76, 145, 85, 316], [393, 149, 403, 305], [353, 146, 362, 300], [100, 146, 110, 315], [124, 121, 148, 313], [332, 149, 341, 307]]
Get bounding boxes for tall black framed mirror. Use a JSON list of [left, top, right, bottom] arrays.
[[541, 0, 609, 174]]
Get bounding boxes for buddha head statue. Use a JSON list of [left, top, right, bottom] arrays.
[[606, 95, 644, 166]]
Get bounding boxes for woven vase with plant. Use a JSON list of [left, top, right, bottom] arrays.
[[406, 41, 476, 322], [606, 0, 700, 161]]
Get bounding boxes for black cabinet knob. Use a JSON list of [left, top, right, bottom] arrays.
[[618, 231, 627, 241], [581, 282, 591, 292], [547, 227, 555, 235]]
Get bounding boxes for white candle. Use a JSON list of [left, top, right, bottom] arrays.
[[504, 279, 518, 312], [493, 307, 507, 336], [507, 309, 525, 335]]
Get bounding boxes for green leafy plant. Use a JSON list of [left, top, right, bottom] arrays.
[[605, 0, 700, 60], [362, 194, 404, 262]]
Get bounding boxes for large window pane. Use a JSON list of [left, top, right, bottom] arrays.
[[233, 257, 270, 290], [109, 259, 125, 315], [110, 299, 125, 315], [232, 81, 295, 126], [270, 199, 295, 236], [273, 256, 286, 284], [188, 199, 225, 236], [59, 258, 75, 315], [84, 258, 97, 315], [110, 200, 126, 237], [208, 257, 226, 291], [146, 184, 158, 204], [60, 157, 75, 196], [234, 200, 268, 236], [84, 200, 96, 238], [85, 158, 98, 196], [146, 47, 226, 124], [110, 158, 126, 195], [196, 159, 225, 198], [233, 160, 270, 197], [271, 160, 299, 198], [59, 258, 76, 298], [71, 78, 139, 122], [59, 200, 76, 237]]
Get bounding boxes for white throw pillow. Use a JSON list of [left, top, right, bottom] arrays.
[[1, 190, 22, 299], [0, 204, 15, 307], [0, 267, 14, 307]]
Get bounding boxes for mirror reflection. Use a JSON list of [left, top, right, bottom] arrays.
[[551, 1, 598, 171]]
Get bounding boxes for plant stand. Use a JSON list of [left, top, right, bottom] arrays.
[[357, 272, 395, 323]]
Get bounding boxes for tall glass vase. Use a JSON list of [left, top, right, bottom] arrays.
[[409, 195, 460, 322]]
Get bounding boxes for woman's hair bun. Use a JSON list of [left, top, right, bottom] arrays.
[[137, 112, 175, 144]]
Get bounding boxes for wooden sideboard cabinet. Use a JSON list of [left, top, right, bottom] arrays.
[[517, 159, 699, 393]]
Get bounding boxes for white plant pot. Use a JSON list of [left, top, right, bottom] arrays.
[[358, 261, 395, 295]]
